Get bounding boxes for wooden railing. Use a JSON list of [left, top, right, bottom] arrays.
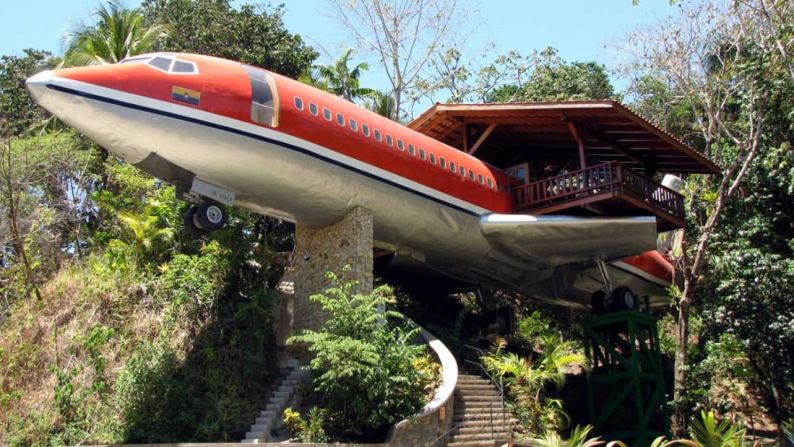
[[512, 162, 684, 220]]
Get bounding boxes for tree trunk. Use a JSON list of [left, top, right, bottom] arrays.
[[672, 280, 693, 437]]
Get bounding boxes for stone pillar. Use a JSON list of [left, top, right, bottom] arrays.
[[276, 206, 373, 344]]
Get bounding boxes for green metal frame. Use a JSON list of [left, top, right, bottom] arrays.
[[583, 311, 669, 446]]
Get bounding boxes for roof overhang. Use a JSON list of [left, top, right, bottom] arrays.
[[408, 101, 720, 175]]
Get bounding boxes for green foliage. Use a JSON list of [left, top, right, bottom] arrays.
[[141, 0, 317, 77], [0, 49, 55, 135], [288, 270, 433, 441], [283, 407, 329, 443], [524, 424, 604, 447], [689, 410, 747, 447], [481, 312, 587, 435], [314, 49, 374, 101], [63, 0, 169, 66]]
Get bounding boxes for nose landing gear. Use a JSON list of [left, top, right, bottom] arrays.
[[184, 199, 228, 234]]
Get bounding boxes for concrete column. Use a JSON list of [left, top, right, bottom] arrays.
[[275, 206, 373, 344]]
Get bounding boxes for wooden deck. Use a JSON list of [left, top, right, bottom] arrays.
[[512, 162, 685, 232]]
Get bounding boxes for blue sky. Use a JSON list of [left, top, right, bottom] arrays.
[[1, 0, 681, 103]]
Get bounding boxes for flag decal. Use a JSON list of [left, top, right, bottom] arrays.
[[171, 86, 201, 106]]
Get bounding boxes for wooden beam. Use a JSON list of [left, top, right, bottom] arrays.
[[577, 122, 646, 167], [462, 120, 469, 153], [567, 121, 587, 170], [467, 123, 498, 155]]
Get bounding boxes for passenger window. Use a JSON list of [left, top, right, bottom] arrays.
[[374, 129, 382, 142], [429, 153, 436, 164], [459, 166, 466, 176], [323, 108, 332, 121], [362, 124, 370, 137], [350, 118, 357, 131], [478, 174, 484, 184], [440, 158, 447, 169], [309, 102, 318, 116], [385, 135, 393, 146], [487, 178, 494, 189], [449, 161, 456, 172], [336, 113, 345, 126], [294, 97, 304, 110], [408, 144, 415, 156], [419, 148, 426, 160], [397, 140, 404, 151], [245, 66, 279, 127], [469, 170, 475, 181]]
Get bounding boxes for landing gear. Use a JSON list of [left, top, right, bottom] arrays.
[[183, 199, 228, 234], [591, 286, 638, 314]]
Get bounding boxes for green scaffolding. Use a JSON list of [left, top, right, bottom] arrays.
[[583, 311, 669, 446]]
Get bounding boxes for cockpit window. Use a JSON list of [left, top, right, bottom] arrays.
[[120, 56, 151, 64], [148, 56, 173, 71], [172, 60, 197, 73], [244, 66, 279, 127]]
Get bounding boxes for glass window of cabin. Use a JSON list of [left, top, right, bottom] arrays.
[[469, 170, 475, 181], [294, 97, 304, 110], [385, 134, 393, 146], [336, 113, 345, 126], [148, 56, 173, 71], [478, 174, 484, 184], [350, 118, 358, 131], [362, 124, 370, 137], [309, 102, 318, 116], [440, 157, 447, 169], [408, 144, 415, 156], [397, 140, 404, 151], [429, 153, 436, 164], [323, 108, 332, 121], [419, 148, 426, 160], [245, 66, 279, 127], [487, 178, 494, 189], [172, 60, 197, 73], [449, 161, 456, 172], [459, 165, 466, 176], [374, 129, 382, 141]]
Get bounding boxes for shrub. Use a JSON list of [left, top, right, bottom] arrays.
[[288, 270, 433, 441], [283, 407, 329, 443]]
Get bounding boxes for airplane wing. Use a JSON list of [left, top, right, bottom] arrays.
[[480, 214, 658, 266]]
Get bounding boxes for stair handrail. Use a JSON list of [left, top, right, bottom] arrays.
[[463, 344, 511, 442]]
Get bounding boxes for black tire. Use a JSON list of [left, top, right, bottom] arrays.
[[591, 290, 606, 314], [195, 200, 227, 231], [183, 206, 207, 235], [610, 286, 637, 311]]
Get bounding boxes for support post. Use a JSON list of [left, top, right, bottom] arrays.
[[275, 206, 374, 344], [567, 120, 587, 170], [468, 123, 498, 155]]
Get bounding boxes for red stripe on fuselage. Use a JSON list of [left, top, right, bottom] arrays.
[[622, 250, 674, 283]]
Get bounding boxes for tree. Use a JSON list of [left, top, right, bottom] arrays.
[[62, 0, 169, 66], [0, 50, 55, 136], [326, 0, 470, 119], [288, 270, 432, 441], [365, 90, 397, 120], [620, 0, 794, 436], [141, 0, 317, 78], [315, 49, 374, 101]]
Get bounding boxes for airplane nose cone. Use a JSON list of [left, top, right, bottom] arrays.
[[26, 70, 53, 104]]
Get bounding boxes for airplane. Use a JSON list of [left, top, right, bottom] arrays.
[[26, 52, 678, 311]]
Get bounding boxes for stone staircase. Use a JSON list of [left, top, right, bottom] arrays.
[[447, 374, 516, 447], [241, 353, 306, 443]]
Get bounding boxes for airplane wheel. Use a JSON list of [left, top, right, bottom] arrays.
[[195, 200, 227, 231], [610, 286, 637, 311], [183, 206, 206, 235], [591, 290, 611, 314]]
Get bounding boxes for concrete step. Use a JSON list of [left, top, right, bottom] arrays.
[[454, 412, 515, 421], [447, 440, 500, 447], [457, 383, 499, 390], [265, 402, 283, 411], [249, 424, 271, 432], [273, 390, 291, 398], [245, 431, 266, 440], [455, 425, 511, 435], [259, 410, 276, 418], [449, 431, 511, 442], [458, 394, 503, 402]]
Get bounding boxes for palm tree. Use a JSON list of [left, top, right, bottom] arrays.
[[62, 1, 169, 67], [365, 90, 397, 121], [316, 48, 374, 101]]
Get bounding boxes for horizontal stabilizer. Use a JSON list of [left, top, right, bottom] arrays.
[[480, 214, 657, 266]]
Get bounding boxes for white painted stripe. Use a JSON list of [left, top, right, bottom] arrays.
[[611, 260, 670, 286], [48, 75, 492, 216]]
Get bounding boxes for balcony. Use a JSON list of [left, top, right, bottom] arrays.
[[512, 162, 685, 232]]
